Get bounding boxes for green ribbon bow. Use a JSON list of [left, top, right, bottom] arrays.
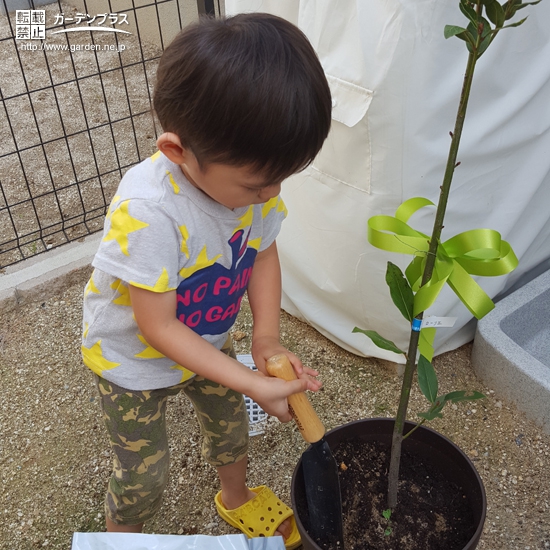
[[368, 197, 518, 320]]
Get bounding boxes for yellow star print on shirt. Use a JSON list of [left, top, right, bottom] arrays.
[[84, 274, 100, 297], [134, 335, 194, 382], [171, 364, 196, 384], [131, 267, 175, 293], [262, 196, 287, 218], [103, 200, 149, 256], [111, 279, 132, 306], [167, 171, 180, 194], [106, 195, 121, 220], [234, 205, 254, 233], [135, 334, 165, 359], [248, 237, 262, 250], [180, 246, 221, 279], [82, 340, 120, 376], [179, 225, 190, 258]]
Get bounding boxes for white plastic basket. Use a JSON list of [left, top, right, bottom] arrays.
[[237, 354, 268, 436]]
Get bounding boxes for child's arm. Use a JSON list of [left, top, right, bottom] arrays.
[[247, 242, 322, 391], [128, 285, 308, 421]]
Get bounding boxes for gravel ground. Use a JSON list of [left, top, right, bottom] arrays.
[[0, 269, 549, 550]]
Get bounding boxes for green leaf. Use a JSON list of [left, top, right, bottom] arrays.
[[417, 355, 438, 403], [516, 0, 542, 8], [417, 389, 485, 421], [419, 396, 448, 419], [417, 409, 444, 421], [460, 1, 480, 25], [444, 390, 486, 402], [486, 1, 506, 26], [386, 262, 414, 322], [482, 16, 494, 35], [382, 509, 392, 520], [352, 327, 405, 355], [463, 20, 492, 57], [476, 32, 493, 57], [458, 30, 477, 46], [464, 21, 478, 52], [504, 0, 519, 19], [444, 24, 468, 39], [503, 16, 528, 27]]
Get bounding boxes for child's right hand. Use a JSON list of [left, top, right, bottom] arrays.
[[248, 372, 308, 422]]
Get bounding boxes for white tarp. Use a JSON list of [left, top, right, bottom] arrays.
[[71, 532, 284, 550], [226, 0, 550, 361]]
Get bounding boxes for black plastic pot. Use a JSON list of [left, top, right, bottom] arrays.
[[291, 418, 487, 550]]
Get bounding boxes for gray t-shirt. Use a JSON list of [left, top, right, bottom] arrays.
[[82, 151, 287, 390]]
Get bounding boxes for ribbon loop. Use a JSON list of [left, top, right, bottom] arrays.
[[367, 197, 519, 319]]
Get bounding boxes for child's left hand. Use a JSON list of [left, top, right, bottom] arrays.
[[251, 337, 322, 392]]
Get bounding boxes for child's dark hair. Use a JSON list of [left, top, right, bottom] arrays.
[[153, 13, 331, 182]]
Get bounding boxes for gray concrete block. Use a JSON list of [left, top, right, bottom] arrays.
[[472, 268, 550, 434], [0, 233, 101, 314]]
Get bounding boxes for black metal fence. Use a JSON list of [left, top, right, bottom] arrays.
[[0, 0, 221, 269]]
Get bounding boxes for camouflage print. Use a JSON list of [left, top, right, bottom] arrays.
[[95, 337, 249, 525]]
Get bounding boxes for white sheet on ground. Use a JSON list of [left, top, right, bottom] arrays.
[[71, 533, 285, 550]]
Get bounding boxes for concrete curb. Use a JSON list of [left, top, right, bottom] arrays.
[[472, 268, 550, 434], [0, 233, 101, 314]]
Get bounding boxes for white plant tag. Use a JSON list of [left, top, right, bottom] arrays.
[[421, 316, 457, 329]]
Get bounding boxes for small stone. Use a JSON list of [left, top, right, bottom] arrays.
[[231, 331, 247, 341], [340, 462, 348, 471]]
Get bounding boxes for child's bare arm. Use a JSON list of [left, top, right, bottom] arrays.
[[128, 284, 308, 420], [247, 242, 321, 391]]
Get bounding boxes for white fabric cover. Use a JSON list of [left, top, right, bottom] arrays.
[[226, 0, 550, 361], [71, 532, 284, 550]]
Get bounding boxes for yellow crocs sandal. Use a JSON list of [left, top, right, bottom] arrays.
[[215, 485, 301, 550]]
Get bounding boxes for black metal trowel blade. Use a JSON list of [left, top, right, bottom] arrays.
[[302, 438, 344, 548]]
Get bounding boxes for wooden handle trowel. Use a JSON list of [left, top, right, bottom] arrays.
[[266, 354, 344, 548]]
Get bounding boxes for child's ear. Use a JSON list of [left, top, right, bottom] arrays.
[[156, 133, 193, 165]]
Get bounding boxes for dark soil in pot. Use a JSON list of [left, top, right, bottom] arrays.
[[292, 419, 486, 550]]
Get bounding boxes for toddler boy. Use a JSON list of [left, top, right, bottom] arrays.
[[82, 13, 331, 548]]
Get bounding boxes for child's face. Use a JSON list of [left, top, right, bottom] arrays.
[[181, 155, 282, 210]]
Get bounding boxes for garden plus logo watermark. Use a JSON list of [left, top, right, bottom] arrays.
[[15, 10, 130, 52]]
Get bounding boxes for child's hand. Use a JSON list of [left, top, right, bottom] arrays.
[[251, 337, 322, 392], [248, 372, 309, 422]]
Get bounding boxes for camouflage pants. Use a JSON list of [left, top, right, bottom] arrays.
[[95, 339, 249, 525]]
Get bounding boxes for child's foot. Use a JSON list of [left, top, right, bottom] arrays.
[[221, 488, 294, 542]]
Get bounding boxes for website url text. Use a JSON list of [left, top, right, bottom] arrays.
[[19, 42, 126, 52]]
